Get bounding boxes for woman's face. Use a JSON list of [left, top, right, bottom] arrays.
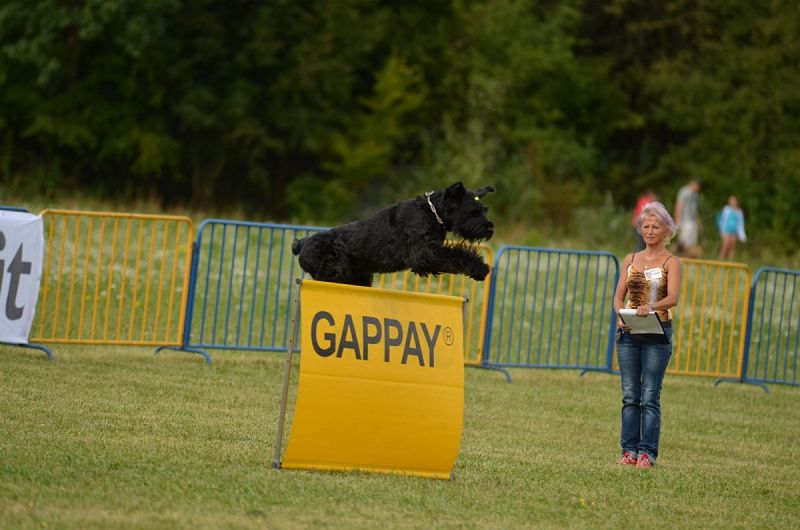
[[640, 214, 669, 246]]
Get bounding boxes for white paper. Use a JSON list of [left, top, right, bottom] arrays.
[[618, 308, 665, 335]]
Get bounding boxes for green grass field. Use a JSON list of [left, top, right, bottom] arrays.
[[1, 345, 798, 529]]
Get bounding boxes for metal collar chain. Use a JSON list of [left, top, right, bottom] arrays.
[[424, 191, 444, 226]]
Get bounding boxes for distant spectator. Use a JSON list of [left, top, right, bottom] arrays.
[[674, 179, 702, 257], [632, 190, 658, 251], [717, 195, 747, 260]]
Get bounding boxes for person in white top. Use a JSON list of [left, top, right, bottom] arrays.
[[674, 179, 702, 257]]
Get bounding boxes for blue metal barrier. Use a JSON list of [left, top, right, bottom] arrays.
[[162, 220, 326, 361], [738, 267, 800, 389], [481, 246, 619, 381]]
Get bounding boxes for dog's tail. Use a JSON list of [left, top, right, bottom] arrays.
[[291, 238, 305, 255]]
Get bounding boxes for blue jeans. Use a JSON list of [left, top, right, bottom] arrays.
[[616, 328, 672, 463]]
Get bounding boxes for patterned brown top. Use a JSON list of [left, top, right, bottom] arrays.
[[625, 254, 673, 322]]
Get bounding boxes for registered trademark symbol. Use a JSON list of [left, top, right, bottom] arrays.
[[443, 326, 454, 346]]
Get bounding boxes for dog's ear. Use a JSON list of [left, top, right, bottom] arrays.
[[475, 186, 495, 198], [444, 182, 466, 201]]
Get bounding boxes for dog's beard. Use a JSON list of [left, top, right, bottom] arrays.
[[453, 218, 494, 241]]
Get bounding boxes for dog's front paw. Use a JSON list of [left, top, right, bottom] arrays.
[[468, 262, 491, 281]]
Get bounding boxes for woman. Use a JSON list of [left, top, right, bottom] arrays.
[[717, 195, 747, 260], [613, 201, 681, 468]]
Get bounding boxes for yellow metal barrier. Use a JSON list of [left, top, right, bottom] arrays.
[[670, 258, 751, 378], [374, 243, 493, 366], [30, 210, 194, 347]]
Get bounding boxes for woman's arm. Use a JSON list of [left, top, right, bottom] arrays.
[[613, 254, 632, 328]]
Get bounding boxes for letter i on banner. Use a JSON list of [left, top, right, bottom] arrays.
[[0, 211, 44, 344], [274, 279, 466, 480]]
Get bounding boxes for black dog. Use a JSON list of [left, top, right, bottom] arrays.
[[291, 182, 495, 287]]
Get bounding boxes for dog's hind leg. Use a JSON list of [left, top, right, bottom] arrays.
[[296, 232, 358, 285], [302, 254, 363, 286], [304, 259, 358, 285]]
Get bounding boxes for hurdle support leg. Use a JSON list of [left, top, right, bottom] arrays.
[[714, 377, 769, 394], [5, 342, 54, 360], [273, 279, 302, 470], [473, 364, 513, 383], [154, 345, 212, 366], [579, 366, 617, 377]]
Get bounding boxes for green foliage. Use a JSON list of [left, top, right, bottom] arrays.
[[296, 55, 427, 221], [570, 191, 630, 249], [645, 1, 800, 248], [580, 0, 800, 251], [1, 0, 799, 250]]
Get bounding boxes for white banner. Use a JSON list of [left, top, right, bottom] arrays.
[[0, 211, 44, 344]]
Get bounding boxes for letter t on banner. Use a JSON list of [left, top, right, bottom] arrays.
[[0, 211, 45, 347], [274, 279, 466, 480]]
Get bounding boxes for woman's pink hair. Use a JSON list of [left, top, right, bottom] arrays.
[[636, 201, 677, 240]]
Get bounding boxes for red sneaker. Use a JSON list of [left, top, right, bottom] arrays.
[[617, 451, 637, 465], [636, 453, 653, 468]]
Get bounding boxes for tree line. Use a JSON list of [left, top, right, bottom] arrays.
[[1, 1, 798, 250]]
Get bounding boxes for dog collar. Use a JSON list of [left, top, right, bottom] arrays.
[[424, 191, 444, 226]]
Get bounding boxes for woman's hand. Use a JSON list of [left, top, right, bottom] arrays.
[[635, 304, 652, 316]]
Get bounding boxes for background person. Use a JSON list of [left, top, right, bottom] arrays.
[[717, 195, 747, 259], [613, 201, 681, 468], [674, 179, 702, 257], [632, 190, 658, 251]]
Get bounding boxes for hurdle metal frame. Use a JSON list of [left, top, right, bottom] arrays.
[[664, 258, 751, 380], [31, 210, 195, 360], [158, 220, 326, 363], [480, 245, 620, 381], [722, 267, 800, 391]]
